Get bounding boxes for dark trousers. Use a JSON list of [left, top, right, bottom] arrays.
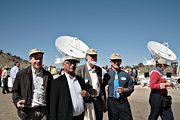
[[2, 78, 9, 93], [17, 106, 47, 120], [92, 97, 103, 120], [73, 112, 84, 120], [108, 97, 133, 120], [0, 76, 1, 87], [148, 93, 174, 120]]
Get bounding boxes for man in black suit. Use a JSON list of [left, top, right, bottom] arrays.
[[49, 55, 90, 120], [75, 48, 106, 120]]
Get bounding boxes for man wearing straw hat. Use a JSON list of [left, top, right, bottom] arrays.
[[12, 48, 53, 120], [49, 55, 90, 120], [103, 53, 134, 120], [75, 48, 106, 120]]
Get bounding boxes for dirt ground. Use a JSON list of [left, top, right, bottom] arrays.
[[0, 85, 179, 120]]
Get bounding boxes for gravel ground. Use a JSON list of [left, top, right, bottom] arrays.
[[0, 85, 179, 120]]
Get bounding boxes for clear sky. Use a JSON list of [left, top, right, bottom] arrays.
[[0, 0, 180, 68]]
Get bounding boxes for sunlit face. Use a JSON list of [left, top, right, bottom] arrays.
[[16, 63, 20, 67], [159, 64, 167, 70], [63, 60, 78, 75], [86, 54, 97, 66], [29, 53, 43, 70], [110, 59, 122, 70]]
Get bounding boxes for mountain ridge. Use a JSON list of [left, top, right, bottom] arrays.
[[0, 50, 30, 69]]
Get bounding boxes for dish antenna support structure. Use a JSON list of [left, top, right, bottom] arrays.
[[55, 36, 89, 64]]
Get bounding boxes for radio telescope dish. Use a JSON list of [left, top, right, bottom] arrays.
[[55, 36, 89, 58], [147, 41, 177, 61]]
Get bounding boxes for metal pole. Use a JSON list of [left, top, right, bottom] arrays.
[[177, 58, 179, 76]]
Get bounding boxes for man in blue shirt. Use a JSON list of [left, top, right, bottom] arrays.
[[103, 53, 134, 120]]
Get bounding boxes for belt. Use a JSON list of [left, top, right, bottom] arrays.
[[109, 97, 128, 103]]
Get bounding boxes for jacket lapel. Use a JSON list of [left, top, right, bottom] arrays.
[[26, 66, 33, 104], [84, 64, 92, 85]]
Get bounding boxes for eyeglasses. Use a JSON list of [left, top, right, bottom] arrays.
[[159, 64, 167, 67], [64, 60, 78, 65]]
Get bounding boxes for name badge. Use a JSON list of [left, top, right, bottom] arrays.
[[121, 76, 126, 80]]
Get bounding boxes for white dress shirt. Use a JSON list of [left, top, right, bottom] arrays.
[[87, 63, 100, 96], [65, 72, 84, 116], [31, 67, 46, 107]]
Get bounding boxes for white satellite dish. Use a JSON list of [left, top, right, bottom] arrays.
[[147, 41, 177, 61], [55, 36, 89, 59]]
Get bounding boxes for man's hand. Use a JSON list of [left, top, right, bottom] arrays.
[[17, 99, 25, 109], [80, 90, 90, 97], [91, 89, 98, 96], [160, 82, 172, 89], [117, 87, 128, 93]]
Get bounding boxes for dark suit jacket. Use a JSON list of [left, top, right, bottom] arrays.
[[49, 74, 88, 120], [12, 66, 53, 116]]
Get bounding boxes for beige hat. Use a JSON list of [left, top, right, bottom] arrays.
[[29, 48, 44, 56], [86, 48, 98, 55], [157, 58, 167, 64], [4, 66, 8, 69], [110, 53, 122, 60], [63, 55, 80, 63]]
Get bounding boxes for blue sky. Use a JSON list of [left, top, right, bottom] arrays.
[[0, 0, 180, 68]]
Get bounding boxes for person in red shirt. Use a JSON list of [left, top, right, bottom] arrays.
[[148, 58, 174, 120]]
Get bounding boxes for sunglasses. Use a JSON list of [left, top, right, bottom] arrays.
[[89, 54, 97, 58], [111, 59, 122, 63]]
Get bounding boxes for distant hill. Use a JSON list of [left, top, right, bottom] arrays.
[[0, 50, 30, 69]]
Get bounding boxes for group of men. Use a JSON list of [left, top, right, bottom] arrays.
[[11, 48, 134, 120], [11, 47, 174, 120]]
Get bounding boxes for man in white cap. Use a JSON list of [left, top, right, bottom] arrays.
[[49, 55, 90, 120], [75, 48, 106, 120], [148, 58, 174, 120], [103, 53, 134, 120], [12, 48, 53, 120]]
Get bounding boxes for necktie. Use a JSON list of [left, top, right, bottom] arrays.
[[114, 71, 119, 98]]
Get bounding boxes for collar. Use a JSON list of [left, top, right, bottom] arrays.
[[65, 72, 76, 81], [86, 63, 95, 71], [114, 70, 120, 74], [31, 66, 42, 75], [155, 67, 162, 73]]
